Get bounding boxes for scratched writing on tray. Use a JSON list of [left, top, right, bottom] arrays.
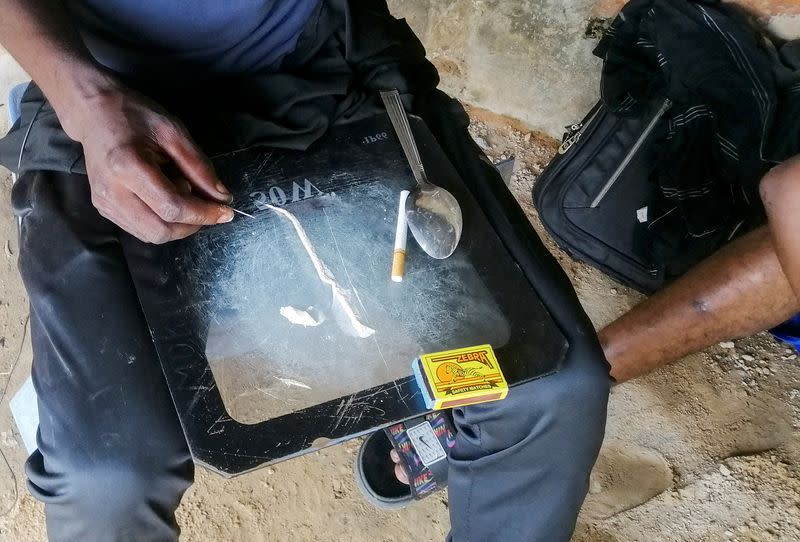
[[249, 179, 326, 210]]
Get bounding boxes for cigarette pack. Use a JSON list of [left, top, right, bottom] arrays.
[[412, 344, 508, 410]]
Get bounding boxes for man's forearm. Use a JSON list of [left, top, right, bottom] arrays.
[[761, 156, 800, 300], [599, 226, 799, 383], [0, 0, 234, 243], [0, 0, 115, 139]]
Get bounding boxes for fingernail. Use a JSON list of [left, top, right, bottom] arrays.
[[217, 184, 233, 204], [216, 182, 232, 196], [218, 207, 234, 224]]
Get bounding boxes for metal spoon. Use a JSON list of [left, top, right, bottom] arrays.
[[380, 90, 463, 259]]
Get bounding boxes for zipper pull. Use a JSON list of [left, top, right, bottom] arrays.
[[557, 106, 603, 155], [558, 124, 583, 155]]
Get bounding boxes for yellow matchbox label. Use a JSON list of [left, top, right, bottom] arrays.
[[419, 344, 508, 409]]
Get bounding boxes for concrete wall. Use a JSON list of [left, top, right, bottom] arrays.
[[387, 0, 800, 138]]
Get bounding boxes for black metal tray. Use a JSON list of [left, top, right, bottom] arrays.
[[123, 113, 567, 476]]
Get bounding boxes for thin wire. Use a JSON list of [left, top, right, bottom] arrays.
[[232, 208, 256, 219], [0, 314, 30, 518]]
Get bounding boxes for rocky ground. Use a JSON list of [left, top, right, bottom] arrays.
[[0, 84, 798, 540]]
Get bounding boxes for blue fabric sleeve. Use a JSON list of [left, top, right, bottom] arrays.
[[770, 313, 800, 351]]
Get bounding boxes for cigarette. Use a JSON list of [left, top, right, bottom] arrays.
[[391, 190, 410, 282]]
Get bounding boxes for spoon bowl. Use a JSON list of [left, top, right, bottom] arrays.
[[381, 90, 463, 259], [405, 184, 463, 259]]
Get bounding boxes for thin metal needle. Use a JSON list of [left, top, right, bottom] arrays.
[[232, 208, 256, 219]]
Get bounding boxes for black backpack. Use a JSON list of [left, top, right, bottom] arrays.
[[533, 96, 747, 294]]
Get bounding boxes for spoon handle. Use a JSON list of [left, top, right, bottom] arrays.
[[380, 90, 427, 185]]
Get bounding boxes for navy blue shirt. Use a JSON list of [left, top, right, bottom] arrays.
[[68, 1, 319, 79]]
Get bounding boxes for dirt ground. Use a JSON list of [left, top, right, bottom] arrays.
[[0, 68, 799, 542]]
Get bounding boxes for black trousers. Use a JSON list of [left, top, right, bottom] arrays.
[[12, 93, 610, 541]]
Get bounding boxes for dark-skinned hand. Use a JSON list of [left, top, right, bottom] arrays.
[[65, 80, 234, 244]]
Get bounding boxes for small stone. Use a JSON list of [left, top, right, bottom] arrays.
[[473, 136, 490, 150], [741, 354, 755, 362], [523, 132, 531, 142], [266, 467, 275, 475], [719, 341, 736, 349], [610, 288, 618, 295], [0, 431, 17, 448], [719, 464, 731, 476]]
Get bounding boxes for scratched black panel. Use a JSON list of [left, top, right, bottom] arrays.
[[123, 114, 568, 476]]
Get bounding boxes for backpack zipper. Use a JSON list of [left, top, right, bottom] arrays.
[[557, 106, 602, 155], [536, 103, 662, 283], [590, 98, 672, 208]]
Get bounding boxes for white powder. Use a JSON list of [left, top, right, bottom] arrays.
[[266, 204, 375, 338], [279, 306, 323, 327]]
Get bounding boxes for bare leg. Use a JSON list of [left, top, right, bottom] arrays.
[[599, 226, 799, 383], [761, 156, 800, 300]]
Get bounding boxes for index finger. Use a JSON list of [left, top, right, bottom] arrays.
[[156, 120, 233, 203], [125, 153, 234, 226]]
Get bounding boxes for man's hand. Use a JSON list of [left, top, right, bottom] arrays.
[[0, 0, 234, 243], [67, 82, 234, 244]]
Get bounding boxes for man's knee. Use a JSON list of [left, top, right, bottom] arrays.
[[761, 158, 800, 206], [69, 462, 170, 520], [27, 442, 193, 540], [508, 351, 609, 443], [455, 350, 610, 455]]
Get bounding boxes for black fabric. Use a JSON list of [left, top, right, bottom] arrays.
[[770, 40, 800, 161], [0, 0, 439, 176], [534, 0, 800, 294], [533, 100, 672, 294], [593, 0, 792, 252], [15, 169, 195, 542]]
